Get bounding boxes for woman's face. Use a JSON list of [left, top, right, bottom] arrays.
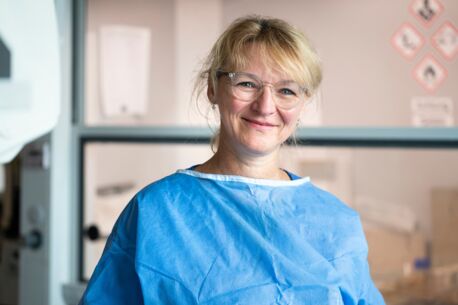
[[209, 45, 306, 158]]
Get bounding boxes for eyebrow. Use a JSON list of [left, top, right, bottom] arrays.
[[241, 71, 297, 84]]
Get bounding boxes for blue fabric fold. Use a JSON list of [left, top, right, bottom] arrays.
[[79, 169, 385, 305]]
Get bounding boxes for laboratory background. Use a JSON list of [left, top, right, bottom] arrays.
[[1, 0, 458, 304]]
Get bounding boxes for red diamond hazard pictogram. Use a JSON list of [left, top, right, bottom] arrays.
[[392, 23, 425, 59], [409, 0, 444, 28], [431, 21, 458, 60], [412, 54, 447, 93]]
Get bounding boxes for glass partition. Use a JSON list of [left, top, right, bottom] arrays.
[[81, 142, 213, 279], [82, 142, 458, 303]]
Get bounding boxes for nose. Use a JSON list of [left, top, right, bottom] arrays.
[[252, 84, 276, 115]]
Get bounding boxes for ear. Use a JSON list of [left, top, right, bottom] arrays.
[[207, 78, 215, 104]]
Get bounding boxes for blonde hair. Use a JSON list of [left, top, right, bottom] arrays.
[[193, 15, 322, 150]]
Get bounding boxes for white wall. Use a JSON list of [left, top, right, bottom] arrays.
[[85, 0, 458, 127], [223, 0, 458, 126], [82, 0, 458, 250], [85, 0, 224, 127]]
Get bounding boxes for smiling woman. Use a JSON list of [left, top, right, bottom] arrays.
[[194, 16, 322, 180], [199, 44, 307, 176], [79, 15, 386, 305]]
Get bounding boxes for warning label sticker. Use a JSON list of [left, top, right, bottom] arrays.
[[392, 23, 425, 59], [409, 0, 443, 27], [412, 54, 447, 93], [431, 21, 458, 60]]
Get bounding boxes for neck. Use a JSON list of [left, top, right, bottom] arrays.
[[196, 139, 289, 181]]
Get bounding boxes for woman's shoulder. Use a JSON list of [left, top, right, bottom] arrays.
[[289, 175, 359, 218], [108, 170, 196, 244], [294, 181, 368, 257], [112, 171, 192, 223], [285, 170, 354, 212], [134, 170, 195, 200]]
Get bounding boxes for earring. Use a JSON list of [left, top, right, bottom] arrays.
[[212, 103, 216, 110]]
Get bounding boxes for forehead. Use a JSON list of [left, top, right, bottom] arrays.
[[234, 45, 292, 81], [225, 43, 305, 85]]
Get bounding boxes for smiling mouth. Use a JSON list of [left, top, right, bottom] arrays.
[[242, 118, 277, 127]]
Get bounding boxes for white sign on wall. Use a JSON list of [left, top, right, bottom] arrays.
[[431, 21, 458, 60], [411, 97, 454, 126], [392, 23, 425, 59], [99, 25, 151, 118]]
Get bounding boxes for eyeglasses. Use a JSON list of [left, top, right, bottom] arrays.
[[217, 70, 309, 110]]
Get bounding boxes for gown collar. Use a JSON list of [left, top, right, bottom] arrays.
[[176, 168, 310, 187]]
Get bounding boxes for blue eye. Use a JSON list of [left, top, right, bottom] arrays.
[[279, 88, 297, 96], [237, 81, 258, 89]]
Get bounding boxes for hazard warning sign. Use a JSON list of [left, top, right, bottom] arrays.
[[412, 55, 447, 93], [409, 0, 443, 27], [392, 23, 425, 59], [431, 21, 458, 60]]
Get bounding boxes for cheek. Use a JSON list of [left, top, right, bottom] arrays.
[[231, 101, 248, 115], [280, 109, 301, 128], [220, 98, 248, 118]]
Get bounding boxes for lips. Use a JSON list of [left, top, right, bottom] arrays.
[[242, 118, 277, 127]]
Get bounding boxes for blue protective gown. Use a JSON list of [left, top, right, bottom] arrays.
[[79, 168, 385, 305]]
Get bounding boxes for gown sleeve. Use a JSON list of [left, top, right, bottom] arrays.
[[331, 214, 386, 305], [357, 258, 386, 305], [357, 222, 386, 305], [78, 197, 144, 305]]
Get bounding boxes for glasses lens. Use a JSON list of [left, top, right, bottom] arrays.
[[226, 72, 307, 109], [273, 82, 304, 109], [227, 73, 259, 101]]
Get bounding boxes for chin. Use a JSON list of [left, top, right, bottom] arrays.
[[239, 138, 281, 156]]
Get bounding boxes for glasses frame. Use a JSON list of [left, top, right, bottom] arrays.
[[216, 70, 310, 110]]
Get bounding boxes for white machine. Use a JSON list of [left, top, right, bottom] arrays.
[[0, 0, 60, 164], [0, 1, 63, 305]]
